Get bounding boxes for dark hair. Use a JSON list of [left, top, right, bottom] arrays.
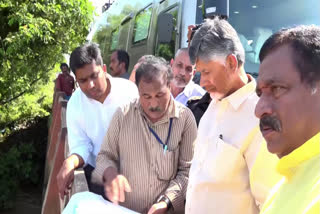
[[259, 25, 320, 87], [69, 43, 103, 75], [115, 49, 130, 72], [135, 56, 173, 87], [189, 17, 245, 66], [60, 63, 69, 70]]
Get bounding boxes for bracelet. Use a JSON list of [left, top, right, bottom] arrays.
[[156, 195, 172, 210]]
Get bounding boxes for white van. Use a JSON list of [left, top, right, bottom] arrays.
[[89, 0, 320, 77]]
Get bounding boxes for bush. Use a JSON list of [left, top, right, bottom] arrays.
[[0, 117, 48, 210]]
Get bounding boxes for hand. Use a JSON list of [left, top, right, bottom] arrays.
[[57, 158, 75, 199], [147, 202, 168, 214], [103, 167, 132, 204], [187, 25, 196, 47]]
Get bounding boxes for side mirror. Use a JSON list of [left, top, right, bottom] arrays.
[[157, 13, 174, 43]]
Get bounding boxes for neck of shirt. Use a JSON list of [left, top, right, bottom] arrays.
[[277, 132, 320, 179]]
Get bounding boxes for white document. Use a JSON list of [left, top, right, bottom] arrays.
[[63, 192, 140, 214]]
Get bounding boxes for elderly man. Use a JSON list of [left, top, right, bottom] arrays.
[[256, 25, 320, 214], [57, 43, 138, 198], [109, 49, 130, 79], [185, 17, 280, 214], [92, 56, 197, 214], [170, 48, 205, 106]]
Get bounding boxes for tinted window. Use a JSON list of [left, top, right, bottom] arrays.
[[133, 4, 153, 43], [155, 6, 178, 61], [110, 28, 119, 51], [229, 0, 320, 77]]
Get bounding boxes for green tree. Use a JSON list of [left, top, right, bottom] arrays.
[[0, 0, 94, 133]]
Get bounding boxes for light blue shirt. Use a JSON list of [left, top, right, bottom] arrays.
[[175, 81, 206, 106]]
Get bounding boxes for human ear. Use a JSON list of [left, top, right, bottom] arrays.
[[226, 54, 238, 72]]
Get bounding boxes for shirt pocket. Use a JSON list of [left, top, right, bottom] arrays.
[[203, 137, 246, 184], [156, 147, 179, 181]]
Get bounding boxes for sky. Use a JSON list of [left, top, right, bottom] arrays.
[[90, 0, 115, 16]]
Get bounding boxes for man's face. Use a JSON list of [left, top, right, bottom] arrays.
[[171, 51, 195, 88], [138, 76, 171, 123], [109, 52, 122, 77], [61, 65, 68, 73], [75, 61, 108, 103], [196, 57, 234, 100], [255, 45, 320, 158]]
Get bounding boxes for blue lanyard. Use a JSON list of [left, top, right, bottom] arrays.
[[148, 118, 173, 154]]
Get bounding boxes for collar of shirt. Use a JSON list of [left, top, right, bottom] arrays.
[[276, 132, 320, 180], [197, 92, 212, 105], [178, 80, 197, 98], [135, 97, 180, 126], [61, 72, 71, 77], [221, 74, 256, 110], [84, 74, 113, 105], [119, 72, 130, 79]]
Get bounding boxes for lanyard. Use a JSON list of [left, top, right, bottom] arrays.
[[148, 118, 173, 154]]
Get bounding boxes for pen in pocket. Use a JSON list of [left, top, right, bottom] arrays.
[[164, 145, 168, 155]]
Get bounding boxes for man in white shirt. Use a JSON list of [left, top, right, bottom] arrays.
[[185, 17, 280, 214], [56, 43, 138, 198], [170, 48, 205, 106]]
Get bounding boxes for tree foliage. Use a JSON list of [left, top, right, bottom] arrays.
[[0, 0, 94, 132], [0, 116, 48, 210]]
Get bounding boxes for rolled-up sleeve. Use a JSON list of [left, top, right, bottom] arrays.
[[165, 109, 197, 212], [67, 99, 93, 164]]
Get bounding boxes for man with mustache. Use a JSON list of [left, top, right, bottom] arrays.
[[57, 43, 138, 198], [170, 48, 205, 106], [90, 55, 197, 214], [185, 17, 280, 214], [255, 25, 320, 214]]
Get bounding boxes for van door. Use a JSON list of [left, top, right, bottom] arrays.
[[126, 2, 155, 72], [118, 13, 134, 51], [155, 0, 181, 61]]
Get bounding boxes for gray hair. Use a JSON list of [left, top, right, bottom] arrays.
[[137, 54, 154, 64], [189, 17, 245, 66], [175, 48, 189, 58], [135, 55, 173, 86]]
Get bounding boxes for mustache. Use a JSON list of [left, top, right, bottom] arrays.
[[260, 116, 282, 132], [149, 106, 161, 112], [175, 75, 186, 81]]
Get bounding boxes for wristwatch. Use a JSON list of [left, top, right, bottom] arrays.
[[156, 195, 172, 210]]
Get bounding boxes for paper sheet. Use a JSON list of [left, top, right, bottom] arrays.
[[63, 192, 140, 214]]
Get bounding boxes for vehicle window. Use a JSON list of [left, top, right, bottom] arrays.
[[229, 0, 320, 77], [110, 28, 119, 51], [133, 4, 153, 43], [155, 6, 178, 61]]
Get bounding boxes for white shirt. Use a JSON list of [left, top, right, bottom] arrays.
[[175, 81, 206, 106], [66, 76, 139, 167], [186, 77, 280, 214]]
